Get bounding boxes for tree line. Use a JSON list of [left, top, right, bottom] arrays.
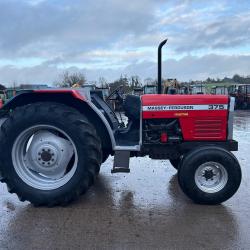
[[0, 72, 250, 91], [54, 71, 146, 94], [199, 74, 250, 85]]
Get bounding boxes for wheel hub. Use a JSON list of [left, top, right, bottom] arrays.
[[202, 168, 216, 181], [24, 130, 74, 179], [12, 125, 78, 191], [40, 150, 52, 162], [195, 162, 228, 193], [37, 146, 57, 167]]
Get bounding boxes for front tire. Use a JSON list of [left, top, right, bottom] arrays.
[[0, 102, 102, 206], [169, 157, 182, 170], [178, 147, 241, 205]]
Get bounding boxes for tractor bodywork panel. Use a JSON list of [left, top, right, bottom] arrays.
[[34, 89, 87, 101], [0, 89, 235, 153], [0, 89, 117, 151], [142, 94, 230, 141]]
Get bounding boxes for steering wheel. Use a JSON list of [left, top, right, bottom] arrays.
[[106, 85, 124, 102]]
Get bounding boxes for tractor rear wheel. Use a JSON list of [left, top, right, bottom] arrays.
[[0, 102, 102, 206], [178, 147, 241, 205], [102, 151, 110, 163]]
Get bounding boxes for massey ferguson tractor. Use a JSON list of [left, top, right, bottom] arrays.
[[0, 40, 241, 206]]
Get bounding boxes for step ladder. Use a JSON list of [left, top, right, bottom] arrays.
[[111, 150, 130, 173]]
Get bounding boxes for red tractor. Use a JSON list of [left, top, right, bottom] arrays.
[[0, 40, 241, 206], [229, 84, 250, 109]]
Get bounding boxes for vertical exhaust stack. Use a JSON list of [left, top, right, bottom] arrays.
[[158, 39, 168, 94]]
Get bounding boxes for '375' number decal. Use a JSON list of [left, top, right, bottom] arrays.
[[208, 104, 225, 110]]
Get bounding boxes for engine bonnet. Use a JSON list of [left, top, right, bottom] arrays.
[[142, 94, 228, 106], [141, 94, 230, 141]]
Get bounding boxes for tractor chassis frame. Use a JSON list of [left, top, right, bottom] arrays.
[[111, 140, 238, 173], [140, 140, 238, 159]]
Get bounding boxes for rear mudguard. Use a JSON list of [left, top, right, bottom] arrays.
[[0, 89, 116, 151]]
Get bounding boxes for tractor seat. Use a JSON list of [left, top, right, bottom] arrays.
[[123, 95, 141, 121]]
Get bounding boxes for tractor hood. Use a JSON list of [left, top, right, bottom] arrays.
[[142, 94, 228, 106], [141, 94, 229, 119], [141, 94, 230, 141]]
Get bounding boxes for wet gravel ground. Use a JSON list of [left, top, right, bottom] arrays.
[[0, 110, 250, 250]]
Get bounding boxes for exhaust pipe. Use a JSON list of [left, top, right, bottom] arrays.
[[158, 39, 168, 94]]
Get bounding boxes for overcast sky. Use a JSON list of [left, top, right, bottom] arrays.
[[0, 0, 249, 86]]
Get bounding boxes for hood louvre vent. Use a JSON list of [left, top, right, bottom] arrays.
[[193, 118, 224, 139]]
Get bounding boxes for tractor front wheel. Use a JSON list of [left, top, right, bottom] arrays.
[[178, 147, 241, 205], [169, 157, 182, 170], [0, 102, 102, 206]]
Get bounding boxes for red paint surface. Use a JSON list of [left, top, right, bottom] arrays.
[[160, 132, 168, 143], [141, 94, 229, 141], [142, 94, 228, 106], [178, 117, 227, 141]]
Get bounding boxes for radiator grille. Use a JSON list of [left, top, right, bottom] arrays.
[[193, 119, 224, 139]]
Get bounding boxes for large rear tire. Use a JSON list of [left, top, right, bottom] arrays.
[[178, 147, 241, 205], [0, 102, 102, 206], [102, 150, 110, 163]]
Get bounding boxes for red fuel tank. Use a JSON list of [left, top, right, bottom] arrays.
[[141, 94, 230, 141]]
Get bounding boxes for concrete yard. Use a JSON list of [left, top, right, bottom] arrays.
[[0, 110, 250, 250]]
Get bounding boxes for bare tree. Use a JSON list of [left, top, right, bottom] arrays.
[[130, 75, 141, 88], [55, 71, 87, 87], [98, 77, 108, 87]]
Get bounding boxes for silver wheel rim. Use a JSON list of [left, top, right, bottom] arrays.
[[12, 125, 78, 190], [195, 161, 228, 193]]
